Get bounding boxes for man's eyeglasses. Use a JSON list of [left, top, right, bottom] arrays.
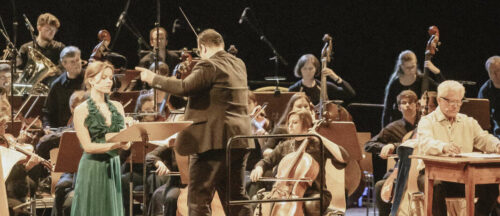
[[440, 97, 463, 106]]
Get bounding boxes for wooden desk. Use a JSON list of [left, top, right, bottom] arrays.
[[411, 155, 500, 216]]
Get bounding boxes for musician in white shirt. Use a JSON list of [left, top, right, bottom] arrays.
[[417, 80, 500, 216]]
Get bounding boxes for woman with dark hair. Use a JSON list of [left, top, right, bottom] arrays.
[[289, 54, 355, 105], [382, 50, 444, 127]]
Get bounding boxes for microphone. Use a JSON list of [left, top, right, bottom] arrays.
[[239, 7, 250, 24], [22, 14, 35, 33], [115, 11, 126, 28]]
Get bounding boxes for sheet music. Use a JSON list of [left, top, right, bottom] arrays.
[[454, 152, 500, 158], [0, 146, 27, 179]]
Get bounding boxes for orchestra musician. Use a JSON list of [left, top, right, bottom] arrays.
[[478, 56, 500, 139], [137, 29, 254, 215], [0, 88, 46, 216], [250, 109, 347, 215], [17, 13, 65, 84], [138, 27, 180, 76], [42, 46, 84, 129], [417, 80, 500, 216], [288, 54, 356, 105], [70, 61, 130, 216], [382, 50, 444, 127], [50, 90, 87, 216], [364, 90, 418, 216]]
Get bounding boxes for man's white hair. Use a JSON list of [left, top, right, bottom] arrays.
[[485, 56, 500, 73], [437, 80, 465, 98]]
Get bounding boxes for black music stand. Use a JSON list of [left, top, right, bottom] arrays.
[[106, 121, 192, 216], [460, 98, 490, 130]]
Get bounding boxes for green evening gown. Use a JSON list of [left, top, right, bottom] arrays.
[[71, 97, 125, 216]]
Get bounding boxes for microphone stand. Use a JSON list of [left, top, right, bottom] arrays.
[[241, 9, 288, 96], [153, 0, 160, 112], [110, 0, 131, 50]]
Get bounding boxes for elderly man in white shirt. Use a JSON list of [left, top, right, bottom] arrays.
[[417, 80, 500, 216]]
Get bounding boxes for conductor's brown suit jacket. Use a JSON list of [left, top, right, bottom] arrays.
[[152, 50, 254, 155]]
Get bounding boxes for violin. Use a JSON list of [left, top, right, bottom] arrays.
[[420, 26, 441, 94], [0, 133, 52, 171]]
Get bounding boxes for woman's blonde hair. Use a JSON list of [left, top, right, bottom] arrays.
[[84, 61, 114, 90]]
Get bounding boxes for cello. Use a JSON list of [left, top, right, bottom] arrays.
[[420, 26, 440, 94], [255, 138, 319, 216]]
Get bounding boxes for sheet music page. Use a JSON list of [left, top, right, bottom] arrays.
[[0, 146, 27, 179], [454, 152, 500, 158]]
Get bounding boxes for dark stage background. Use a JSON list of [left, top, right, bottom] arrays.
[[1, 0, 500, 134]]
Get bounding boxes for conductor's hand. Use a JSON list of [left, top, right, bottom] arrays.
[[155, 161, 170, 176], [250, 166, 264, 182], [135, 67, 156, 85], [379, 144, 395, 159]]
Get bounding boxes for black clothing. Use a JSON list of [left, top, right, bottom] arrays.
[[382, 73, 444, 127], [364, 118, 416, 155], [145, 145, 182, 216], [189, 149, 252, 216], [365, 118, 415, 183], [288, 79, 356, 105], [138, 50, 180, 74], [51, 173, 74, 216], [478, 80, 500, 139], [42, 72, 84, 128]]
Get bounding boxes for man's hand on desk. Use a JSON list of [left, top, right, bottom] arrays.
[[379, 144, 395, 159], [135, 67, 156, 85], [443, 143, 461, 155]]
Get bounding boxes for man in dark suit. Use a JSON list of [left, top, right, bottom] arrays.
[[137, 29, 254, 216]]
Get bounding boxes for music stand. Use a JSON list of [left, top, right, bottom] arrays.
[[109, 91, 140, 113], [54, 131, 82, 173], [114, 69, 141, 92], [106, 121, 192, 216], [254, 92, 295, 125], [9, 95, 47, 118], [460, 98, 490, 130]]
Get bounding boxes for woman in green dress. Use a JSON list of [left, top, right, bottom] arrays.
[[71, 61, 130, 216]]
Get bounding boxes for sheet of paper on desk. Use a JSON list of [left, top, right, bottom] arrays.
[[149, 133, 178, 146], [455, 152, 500, 158]]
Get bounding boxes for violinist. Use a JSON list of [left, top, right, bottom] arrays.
[[288, 54, 355, 105], [364, 90, 418, 216], [17, 13, 65, 84], [478, 56, 500, 139], [138, 27, 180, 73], [137, 29, 254, 215], [250, 110, 348, 215], [382, 50, 444, 127], [0, 107, 46, 215], [42, 46, 84, 129]]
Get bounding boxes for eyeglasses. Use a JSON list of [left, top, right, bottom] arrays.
[[440, 97, 463, 106]]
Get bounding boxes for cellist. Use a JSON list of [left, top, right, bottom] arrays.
[[250, 110, 349, 215]]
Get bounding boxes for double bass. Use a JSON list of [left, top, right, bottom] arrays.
[[420, 26, 441, 94]]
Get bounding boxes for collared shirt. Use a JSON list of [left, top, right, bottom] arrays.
[[417, 106, 500, 156]]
